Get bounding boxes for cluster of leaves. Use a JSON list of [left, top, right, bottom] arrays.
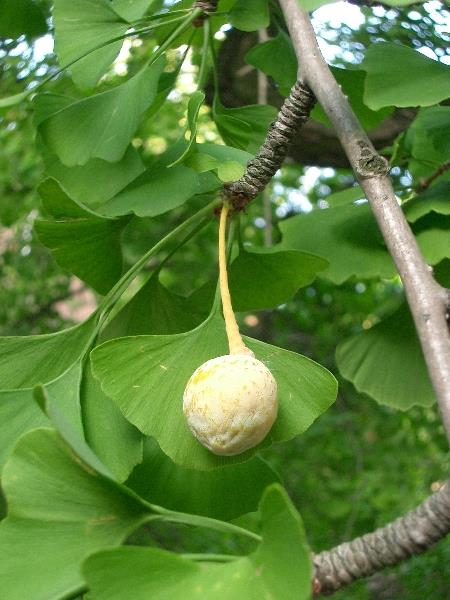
[[0, 0, 449, 598]]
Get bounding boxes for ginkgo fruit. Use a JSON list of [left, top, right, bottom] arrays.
[[183, 203, 278, 456]]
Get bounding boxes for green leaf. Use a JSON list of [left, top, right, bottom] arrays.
[[0, 389, 48, 471], [100, 273, 206, 339], [228, 247, 328, 311], [229, 0, 270, 32], [404, 183, 450, 223], [53, 0, 128, 89], [83, 484, 312, 600], [40, 56, 165, 166], [312, 68, 393, 131], [127, 437, 280, 520], [0, 318, 95, 390], [336, 303, 435, 409], [82, 361, 143, 482], [0, 315, 96, 469], [91, 311, 337, 470], [100, 164, 199, 217], [0, 0, 47, 39], [195, 142, 253, 169], [217, 160, 246, 182], [214, 100, 277, 153], [415, 217, 450, 265], [296, 0, 338, 10], [326, 186, 365, 207], [245, 31, 297, 97], [362, 43, 450, 110], [185, 152, 220, 173], [35, 179, 127, 294], [111, 0, 159, 22], [168, 91, 205, 167], [44, 145, 146, 209], [0, 428, 150, 600], [279, 204, 396, 284]]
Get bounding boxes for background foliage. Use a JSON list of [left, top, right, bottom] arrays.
[[0, 0, 449, 598]]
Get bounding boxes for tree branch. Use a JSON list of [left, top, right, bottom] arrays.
[[278, 0, 450, 444], [313, 481, 450, 595]]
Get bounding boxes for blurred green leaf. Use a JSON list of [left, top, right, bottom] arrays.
[[111, 0, 159, 22], [40, 56, 165, 166], [91, 310, 337, 470], [83, 484, 312, 600], [53, 0, 128, 89], [229, 0, 270, 32], [404, 183, 450, 222], [336, 303, 435, 409], [168, 91, 205, 167], [362, 43, 450, 109], [312, 68, 393, 131], [217, 160, 245, 182], [326, 186, 365, 207], [0, 0, 47, 39], [245, 32, 297, 97], [35, 179, 127, 294]]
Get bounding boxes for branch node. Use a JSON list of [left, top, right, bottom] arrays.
[[355, 140, 390, 179], [192, 0, 218, 27]]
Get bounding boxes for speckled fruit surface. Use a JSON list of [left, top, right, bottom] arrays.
[[183, 354, 278, 456]]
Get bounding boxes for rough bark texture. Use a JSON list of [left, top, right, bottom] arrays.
[[223, 81, 316, 207], [313, 482, 450, 595]]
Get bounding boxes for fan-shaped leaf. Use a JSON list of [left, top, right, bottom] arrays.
[[228, 247, 328, 311], [83, 484, 312, 600], [0, 428, 149, 600], [127, 437, 281, 520], [53, 0, 128, 89], [35, 179, 128, 294], [362, 43, 450, 110], [336, 303, 435, 409], [40, 56, 165, 166], [91, 311, 337, 470]]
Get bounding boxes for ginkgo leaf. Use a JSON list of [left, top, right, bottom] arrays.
[[91, 310, 337, 470], [168, 91, 205, 167], [100, 164, 199, 217], [53, 0, 129, 89], [404, 183, 450, 223], [83, 484, 312, 600], [0, 428, 150, 600], [44, 145, 146, 209], [336, 303, 435, 409], [40, 56, 165, 166], [228, 247, 328, 311], [81, 360, 143, 482], [246, 31, 297, 97], [279, 204, 396, 284], [229, 0, 270, 32], [111, 0, 158, 22], [127, 437, 281, 521], [0, 0, 47, 39], [362, 42, 450, 110], [35, 179, 128, 294], [214, 100, 277, 153]]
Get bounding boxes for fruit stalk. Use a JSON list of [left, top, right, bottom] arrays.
[[218, 204, 252, 356]]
